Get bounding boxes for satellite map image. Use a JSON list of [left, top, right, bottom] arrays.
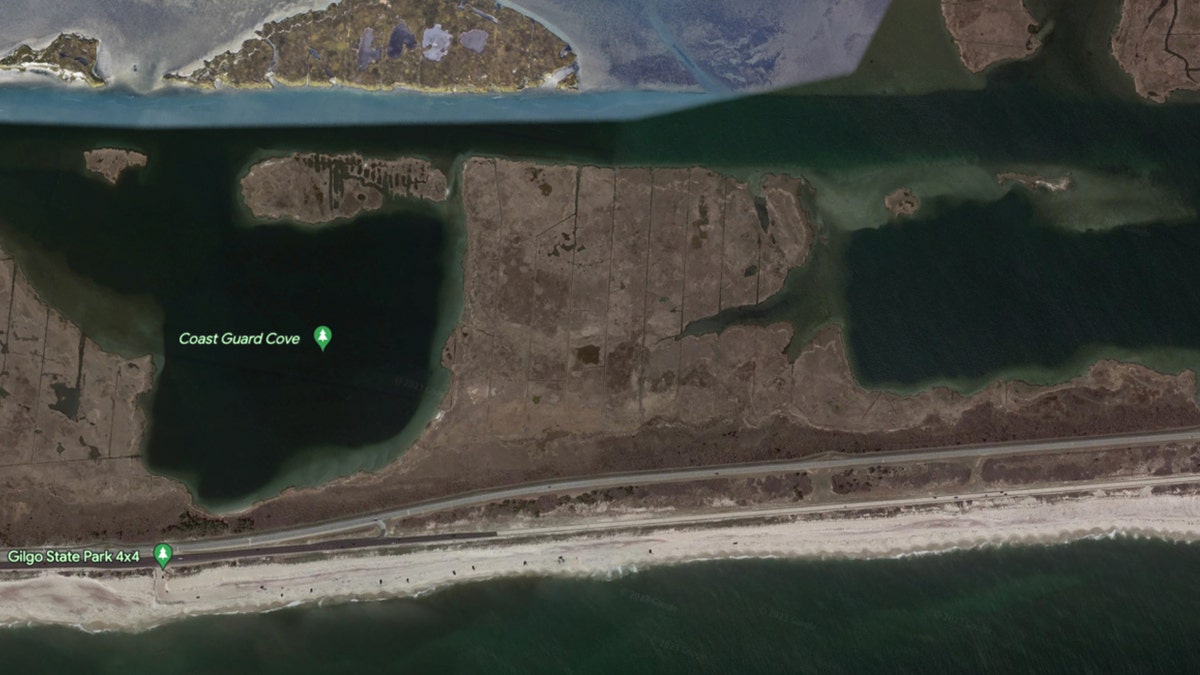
[[3, 0, 1200, 672]]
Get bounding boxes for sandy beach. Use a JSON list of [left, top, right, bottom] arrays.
[[2, 488, 1198, 633]]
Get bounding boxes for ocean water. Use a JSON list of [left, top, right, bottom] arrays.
[[4, 540, 1200, 672]]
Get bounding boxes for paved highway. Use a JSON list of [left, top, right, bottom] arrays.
[[173, 425, 1200, 555], [4, 426, 1198, 570], [469, 472, 1200, 542]]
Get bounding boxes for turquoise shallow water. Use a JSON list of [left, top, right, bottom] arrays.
[[4, 539, 1200, 673], [0, 86, 726, 127]]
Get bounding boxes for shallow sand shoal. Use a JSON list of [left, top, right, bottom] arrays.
[[2, 489, 1199, 633]]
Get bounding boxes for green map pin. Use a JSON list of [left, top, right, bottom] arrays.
[[154, 543, 173, 570], [314, 325, 332, 352]]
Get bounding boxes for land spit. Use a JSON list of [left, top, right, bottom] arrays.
[[0, 33, 103, 86], [3, 487, 1200, 632], [3, 156, 1200, 547], [940, 0, 1041, 73]]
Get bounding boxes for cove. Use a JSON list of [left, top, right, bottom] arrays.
[[0, 136, 457, 508], [844, 191, 1200, 389]]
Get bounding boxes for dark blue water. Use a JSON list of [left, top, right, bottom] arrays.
[[4, 540, 1199, 673]]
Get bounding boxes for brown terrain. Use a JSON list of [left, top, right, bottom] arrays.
[[1112, 0, 1200, 102], [83, 149, 148, 185], [995, 171, 1071, 192], [4, 157, 1200, 545], [0, 245, 192, 545], [0, 33, 103, 86], [241, 159, 1200, 534], [941, 0, 1042, 72], [166, 0, 576, 92], [390, 440, 1200, 536], [240, 153, 448, 223], [884, 187, 921, 216]]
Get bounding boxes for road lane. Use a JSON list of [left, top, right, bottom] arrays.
[[176, 426, 1200, 554], [5, 426, 1199, 567], [6, 472, 1199, 572]]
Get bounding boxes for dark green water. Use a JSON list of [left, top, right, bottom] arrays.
[[152, 213, 447, 499], [674, 0, 1200, 391], [3, 86, 1200, 500], [844, 192, 1200, 387], [0, 0, 1196, 499], [2, 0, 1200, 666], [5, 540, 1200, 673], [0, 138, 452, 504]]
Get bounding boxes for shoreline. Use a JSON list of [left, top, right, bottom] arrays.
[[165, 0, 337, 82], [2, 488, 1199, 633]]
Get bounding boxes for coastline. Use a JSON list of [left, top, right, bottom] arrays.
[[3, 487, 1199, 633], [0, 65, 99, 87]]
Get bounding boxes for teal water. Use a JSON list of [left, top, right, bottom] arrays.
[[0, 87, 726, 127], [4, 540, 1199, 672]]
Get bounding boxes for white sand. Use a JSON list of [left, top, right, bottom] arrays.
[[2, 489, 1199, 632]]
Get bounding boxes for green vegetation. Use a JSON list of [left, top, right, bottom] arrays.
[[166, 0, 577, 92]]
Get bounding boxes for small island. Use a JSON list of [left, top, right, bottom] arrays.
[[241, 153, 448, 224], [884, 187, 921, 217], [166, 0, 578, 92], [996, 172, 1071, 192], [84, 148, 148, 185], [0, 33, 104, 86]]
